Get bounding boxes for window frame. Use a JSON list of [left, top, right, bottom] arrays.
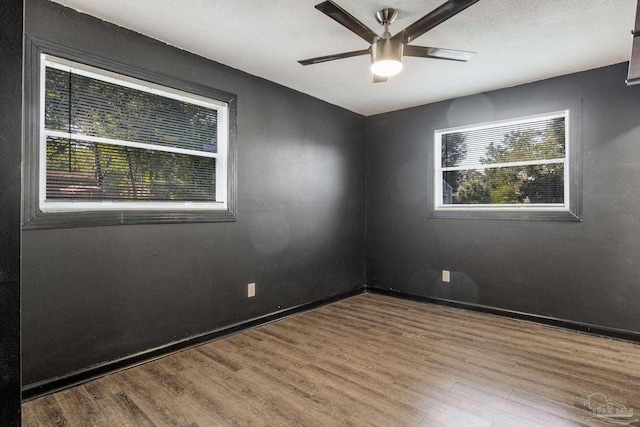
[[429, 102, 582, 222], [23, 36, 237, 229]]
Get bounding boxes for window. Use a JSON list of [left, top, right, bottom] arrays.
[[42, 54, 228, 212], [23, 38, 236, 228], [433, 109, 581, 221]]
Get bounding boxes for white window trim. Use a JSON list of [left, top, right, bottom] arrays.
[[434, 110, 570, 212], [39, 54, 229, 213]]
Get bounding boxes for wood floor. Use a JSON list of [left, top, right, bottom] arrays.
[[22, 293, 640, 426]]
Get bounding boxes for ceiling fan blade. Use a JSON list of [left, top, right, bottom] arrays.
[[298, 49, 370, 65], [315, 0, 379, 43], [373, 74, 388, 83], [404, 45, 476, 62], [393, 0, 479, 44]]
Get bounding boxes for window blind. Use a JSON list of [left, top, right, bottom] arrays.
[[439, 113, 566, 206], [44, 63, 219, 203]]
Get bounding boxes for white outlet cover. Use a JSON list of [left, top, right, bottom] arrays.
[[442, 270, 450, 282], [248, 283, 255, 297]]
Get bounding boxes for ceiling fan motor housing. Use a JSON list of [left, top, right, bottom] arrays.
[[371, 38, 404, 64]]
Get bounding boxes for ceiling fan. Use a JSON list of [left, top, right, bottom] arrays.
[[298, 0, 479, 83]]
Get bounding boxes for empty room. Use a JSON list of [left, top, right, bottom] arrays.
[[2, 0, 640, 425]]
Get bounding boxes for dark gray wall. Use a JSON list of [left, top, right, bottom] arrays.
[[0, 0, 22, 423], [22, 0, 365, 386], [366, 63, 640, 334]]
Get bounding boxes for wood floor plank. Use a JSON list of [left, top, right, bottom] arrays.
[[111, 368, 195, 427], [23, 293, 640, 426], [219, 334, 404, 425], [80, 376, 135, 427], [238, 327, 489, 426], [21, 395, 70, 427]]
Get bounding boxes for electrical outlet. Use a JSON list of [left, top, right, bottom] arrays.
[[442, 270, 450, 282], [247, 283, 256, 297]]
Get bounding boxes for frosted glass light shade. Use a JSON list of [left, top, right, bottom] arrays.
[[370, 58, 403, 77]]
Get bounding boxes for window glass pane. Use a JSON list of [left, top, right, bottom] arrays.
[[45, 67, 218, 153], [442, 116, 565, 168], [46, 136, 216, 201], [443, 163, 564, 205], [45, 67, 70, 132]]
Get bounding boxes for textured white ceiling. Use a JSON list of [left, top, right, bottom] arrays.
[[49, 0, 636, 116]]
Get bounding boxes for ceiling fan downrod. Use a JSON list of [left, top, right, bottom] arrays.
[[375, 8, 398, 39]]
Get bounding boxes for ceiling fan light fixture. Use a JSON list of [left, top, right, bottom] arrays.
[[299, 1, 478, 83], [370, 38, 403, 77], [371, 58, 403, 77]]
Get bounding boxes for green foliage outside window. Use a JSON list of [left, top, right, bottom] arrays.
[[44, 66, 218, 202], [441, 116, 566, 206]]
